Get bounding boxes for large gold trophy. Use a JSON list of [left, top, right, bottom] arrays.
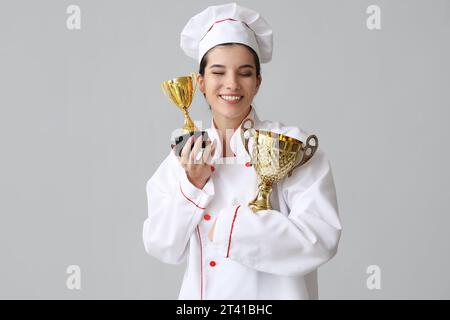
[[161, 72, 207, 156], [241, 119, 319, 213]]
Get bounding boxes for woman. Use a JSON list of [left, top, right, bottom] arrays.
[[143, 3, 342, 300]]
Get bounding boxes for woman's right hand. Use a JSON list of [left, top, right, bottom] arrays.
[[172, 135, 217, 190]]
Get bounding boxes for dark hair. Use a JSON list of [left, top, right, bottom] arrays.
[[198, 43, 261, 109]]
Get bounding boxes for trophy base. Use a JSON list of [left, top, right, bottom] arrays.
[[173, 131, 209, 157], [248, 184, 273, 213], [248, 199, 272, 213]]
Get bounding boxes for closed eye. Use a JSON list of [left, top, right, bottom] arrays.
[[212, 72, 252, 77]]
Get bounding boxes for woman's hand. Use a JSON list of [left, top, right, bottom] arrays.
[[172, 135, 217, 190]]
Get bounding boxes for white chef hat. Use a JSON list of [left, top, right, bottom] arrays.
[[180, 2, 273, 64]]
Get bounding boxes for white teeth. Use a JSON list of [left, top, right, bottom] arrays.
[[220, 95, 242, 101]]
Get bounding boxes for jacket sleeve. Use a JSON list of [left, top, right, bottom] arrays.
[[143, 152, 215, 264], [211, 147, 342, 277]]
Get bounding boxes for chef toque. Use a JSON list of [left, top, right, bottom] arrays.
[[180, 2, 273, 64]]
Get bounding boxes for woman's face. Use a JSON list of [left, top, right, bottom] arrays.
[[197, 44, 262, 125]]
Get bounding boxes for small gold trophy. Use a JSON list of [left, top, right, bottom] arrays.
[[161, 72, 208, 156], [241, 119, 319, 213]]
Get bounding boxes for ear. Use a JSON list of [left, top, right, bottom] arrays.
[[197, 74, 205, 93], [255, 74, 262, 93]]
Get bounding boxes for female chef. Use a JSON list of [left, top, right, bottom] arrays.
[[143, 3, 342, 300]]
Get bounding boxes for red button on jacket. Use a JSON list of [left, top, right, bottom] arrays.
[[209, 261, 216, 267], [204, 214, 211, 221]]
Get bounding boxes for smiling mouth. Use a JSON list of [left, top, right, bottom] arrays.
[[219, 95, 243, 102]]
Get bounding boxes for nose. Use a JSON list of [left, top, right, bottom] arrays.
[[225, 73, 241, 91]]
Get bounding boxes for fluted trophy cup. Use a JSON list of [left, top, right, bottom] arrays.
[[161, 72, 208, 156], [241, 119, 319, 213]]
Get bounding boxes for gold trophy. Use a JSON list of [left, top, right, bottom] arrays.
[[161, 72, 208, 156], [241, 119, 319, 213]]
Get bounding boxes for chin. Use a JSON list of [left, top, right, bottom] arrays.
[[217, 105, 247, 119]]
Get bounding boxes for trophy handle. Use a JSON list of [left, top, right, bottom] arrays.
[[161, 82, 170, 99], [240, 118, 255, 156], [161, 81, 178, 105], [288, 134, 319, 177], [190, 72, 198, 96]]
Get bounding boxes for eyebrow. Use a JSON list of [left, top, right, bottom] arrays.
[[209, 64, 254, 69]]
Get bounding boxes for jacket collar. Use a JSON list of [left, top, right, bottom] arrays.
[[206, 105, 260, 164]]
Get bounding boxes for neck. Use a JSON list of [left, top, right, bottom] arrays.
[[212, 106, 252, 157]]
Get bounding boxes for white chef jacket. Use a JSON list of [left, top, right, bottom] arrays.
[[143, 106, 342, 300]]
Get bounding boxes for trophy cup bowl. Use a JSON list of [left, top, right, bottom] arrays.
[[241, 119, 319, 213], [161, 72, 208, 157]]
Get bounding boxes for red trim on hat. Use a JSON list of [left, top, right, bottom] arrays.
[[207, 18, 238, 32], [202, 18, 252, 41], [226, 205, 241, 258]]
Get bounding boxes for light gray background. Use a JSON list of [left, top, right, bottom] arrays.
[[1, 0, 449, 299]]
